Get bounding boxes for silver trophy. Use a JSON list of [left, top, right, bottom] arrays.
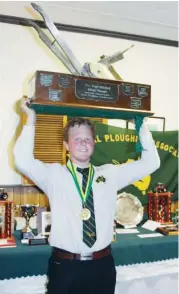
[[20, 204, 37, 239], [172, 209, 179, 225]]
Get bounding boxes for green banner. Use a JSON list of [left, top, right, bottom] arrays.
[[91, 122, 178, 205]]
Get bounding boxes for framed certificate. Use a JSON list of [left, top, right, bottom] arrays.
[[41, 211, 51, 236]]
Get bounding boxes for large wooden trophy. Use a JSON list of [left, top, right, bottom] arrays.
[[26, 3, 153, 127], [29, 70, 152, 121], [0, 189, 16, 248]]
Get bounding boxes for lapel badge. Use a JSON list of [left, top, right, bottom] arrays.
[[96, 176, 106, 183]]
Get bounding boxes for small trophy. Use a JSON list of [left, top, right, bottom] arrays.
[[20, 204, 37, 240], [172, 209, 179, 225]]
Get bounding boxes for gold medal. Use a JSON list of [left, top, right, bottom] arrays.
[[81, 208, 91, 221]]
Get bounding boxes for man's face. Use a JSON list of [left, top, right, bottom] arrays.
[[64, 125, 95, 166]]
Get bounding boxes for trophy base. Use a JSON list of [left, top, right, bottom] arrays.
[[157, 224, 178, 235], [21, 231, 35, 240], [21, 236, 48, 246], [0, 236, 16, 248], [30, 103, 154, 120], [29, 237, 48, 246]]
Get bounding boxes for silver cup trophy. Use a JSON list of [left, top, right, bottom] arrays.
[[20, 204, 37, 239]]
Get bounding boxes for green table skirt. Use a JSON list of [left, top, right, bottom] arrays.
[[0, 227, 178, 280]]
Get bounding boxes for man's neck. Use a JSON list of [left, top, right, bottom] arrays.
[[69, 158, 90, 168]]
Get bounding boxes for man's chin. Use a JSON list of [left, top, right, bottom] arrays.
[[76, 156, 91, 162], [78, 157, 90, 162]]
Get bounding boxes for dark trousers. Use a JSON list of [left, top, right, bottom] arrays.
[[46, 252, 116, 294]]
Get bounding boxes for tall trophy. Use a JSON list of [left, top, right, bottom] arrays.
[[0, 189, 16, 248], [25, 3, 153, 129]]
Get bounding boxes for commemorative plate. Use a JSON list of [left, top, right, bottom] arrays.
[[115, 192, 144, 226]]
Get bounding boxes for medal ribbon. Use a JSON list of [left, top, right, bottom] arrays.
[[67, 160, 94, 203]]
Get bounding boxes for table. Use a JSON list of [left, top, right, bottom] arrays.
[[0, 227, 178, 280], [112, 226, 178, 265]]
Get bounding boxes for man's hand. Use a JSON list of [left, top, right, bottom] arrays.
[[21, 96, 36, 125]]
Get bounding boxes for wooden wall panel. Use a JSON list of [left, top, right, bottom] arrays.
[[21, 113, 67, 185], [13, 187, 21, 205], [0, 186, 178, 219], [0, 186, 49, 210], [39, 193, 49, 207]]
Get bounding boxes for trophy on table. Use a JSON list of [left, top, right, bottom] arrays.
[[20, 204, 37, 239], [19, 205, 49, 245], [0, 189, 16, 248], [172, 209, 179, 225]]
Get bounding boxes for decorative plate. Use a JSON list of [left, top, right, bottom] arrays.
[[115, 192, 144, 226]]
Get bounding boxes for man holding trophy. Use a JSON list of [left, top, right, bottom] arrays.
[[13, 96, 160, 294]]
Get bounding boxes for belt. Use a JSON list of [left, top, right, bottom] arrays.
[[53, 246, 111, 261]]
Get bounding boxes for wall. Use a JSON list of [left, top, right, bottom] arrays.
[[0, 22, 178, 185]]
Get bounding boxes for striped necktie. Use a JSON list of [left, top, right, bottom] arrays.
[[77, 167, 97, 248]]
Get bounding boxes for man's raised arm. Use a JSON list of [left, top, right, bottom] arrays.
[[13, 97, 50, 194], [112, 121, 160, 191]]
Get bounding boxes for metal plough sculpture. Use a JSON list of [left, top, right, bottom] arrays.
[[26, 3, 134, 80]]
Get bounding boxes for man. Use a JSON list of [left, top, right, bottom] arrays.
[[14, 97, 160, 294]]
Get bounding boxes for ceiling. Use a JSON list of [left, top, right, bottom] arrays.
[[0, 1, 178, 41]]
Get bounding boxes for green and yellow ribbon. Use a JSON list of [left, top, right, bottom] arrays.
[[67, 159, 94, 203]]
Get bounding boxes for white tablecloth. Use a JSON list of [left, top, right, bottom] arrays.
[[0, 259, 178, 294]]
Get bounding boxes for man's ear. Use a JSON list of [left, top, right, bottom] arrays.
[[63, 141, 69, 151]]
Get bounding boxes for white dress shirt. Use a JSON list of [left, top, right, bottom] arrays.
[[13, 123, 160, 253]]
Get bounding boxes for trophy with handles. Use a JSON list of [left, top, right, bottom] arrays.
[[20, 204, 37, 239], [25, 3, 153, 126]]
